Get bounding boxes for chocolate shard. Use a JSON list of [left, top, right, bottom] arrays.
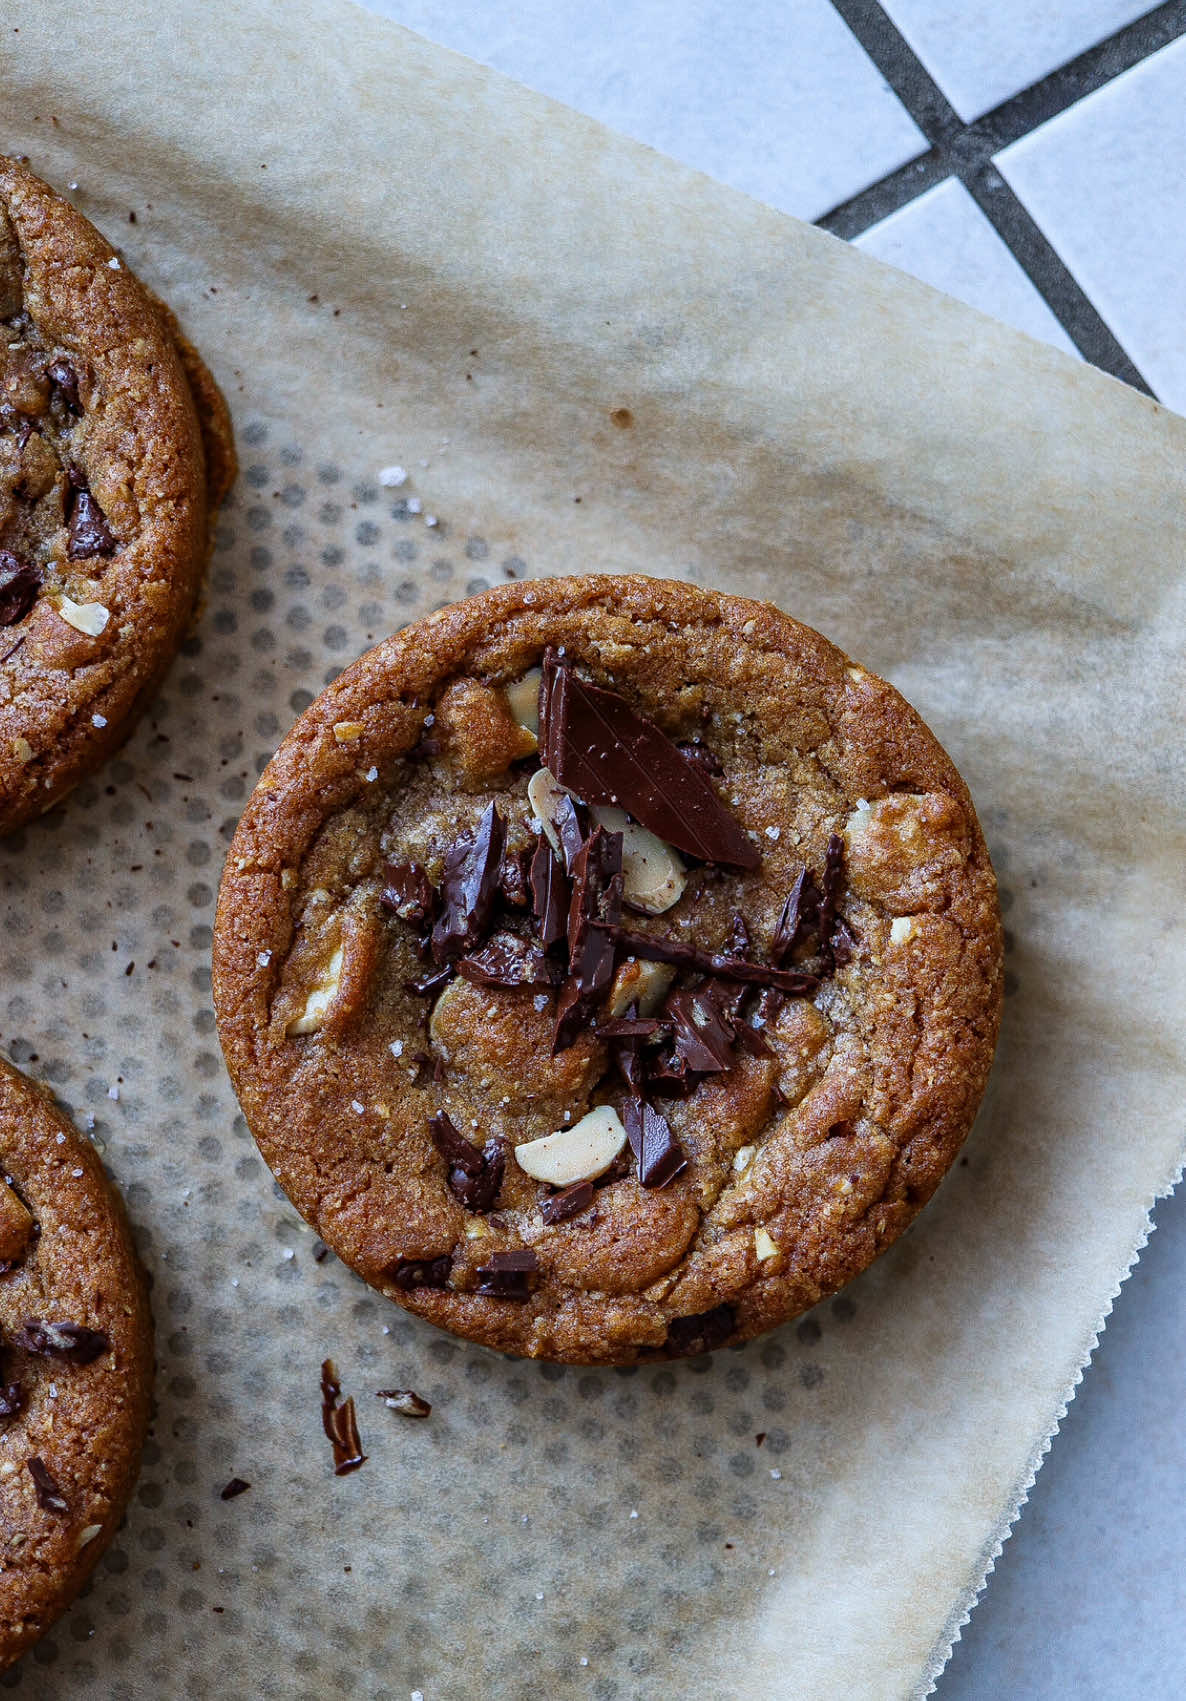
[[456, 931, 563, 990], [817, 832, 847, 968], [551, 977, 590, 1055], [666, 989, 737, 1074], [376, 1388, 432, 1418], [404, 964, 453, 999], [319, 1359, 367, 1476], [220, 1477, 251, 1500], [624, 1097, 688, 1188], [724, 911, 752, 957], [645, 1048, 694, 1099], [381, 860, 437, 925], [733, 1022, 773, 1058], [65, 466, 116, 560], [771, 867, 817, 964], [429, 1114, 506, 1213], [475, 1248, 539, 1300], [552, 792, 588, 875], [530, 839, 569, 950], [27, 1455, 69, 1513], [47, 359, 81, 415], [0, 550, 42, 627], [590, 924, 818, 995], [664, 1303, 736, 1357], [17, 1319, 110, 1364], [390, 1254, 453, 1291], [830, 917, 855, 967], [410, 1049, 446, 1085], [497, 845, 534, 911], [540, 1179, 595, 1224], [596, 1016, 667, 1039], [430, 802, 506, 963], [539, 652, 759, 871]]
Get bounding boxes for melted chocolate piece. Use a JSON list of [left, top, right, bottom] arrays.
[[475, 1248, 539, 1300], [319, 1359, 367, 1476], [666, 990, 737, 1074], [724, 911, 752, 957], [65, 466, 116, 559], [530, 840, 569, 950], [456, 931, 562, 990], [596, 1016, 666, 1039], [391, 1254, 453, 1290], [430, 802, 505, 963], [540, 1179, 595, 1224], [404, 965, 453, 999], [17, 1319, 110, 1364], [624, 1097, 687, 1188], [0, 550, 42, 627], [27, 1455, 69, 1513], [591, 924, 818, 994], [47, 359, 81, 415], [540, 652, 759, 871], [665, 1303, 736, 1357], [220, 1477, 251, 1500], [497, 845, 534, 911], [428, 1113, 506, 1213], [381, 860, 436, 925]]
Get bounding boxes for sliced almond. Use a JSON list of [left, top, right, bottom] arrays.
[[526, 766, 574, 856], [332, 721, 364, 743], [514, 1105, 627, 1187], [889, 916, 918, 943], [607, 957, 676, 1018], [56, 595, 110, 637], [286, 945, 344, 1036], [754, 1225, 780, 1261], [590, 806, 685, 915], [504, 667, 542, 741], [732, 1144, 757, 1174]]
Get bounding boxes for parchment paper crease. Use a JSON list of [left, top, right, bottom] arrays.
[[2, 3, 1184, 1697]]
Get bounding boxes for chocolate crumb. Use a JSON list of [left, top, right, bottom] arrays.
[[219, 1477, 251, 1500], [0, 1383, 23, 1419], [65, 466, 116, 559], [0, 550, 42, 627], [46, 358, 81, 415], [755, 1432, 767, 1446], [665, 1304, 736, 1357], [390, 1254, 453, 1290], [376, 1388, 432, 1419], [319, 1359, 367, 1476], [312, 1240, 330, 1263], [540, 1179, 595, 1224], [27, 1455, 68, 1513], [456, 931, 562, 990], [476, 1248, 539, 1300], [675, 738, 724, 778]]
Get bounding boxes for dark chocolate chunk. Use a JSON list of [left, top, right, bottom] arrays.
[[456, 931, 562, 990], [17, 1319, 110, 1364], [552, 793, 588, 874], [381, 860, 436, 925], [540, 1179, 595, 1224], [830, 917, 855, 966], [752, 986, 785, 1029], [319, 1359, 367, 1476], [733, 1022, 773, 1058], [0, 550, 41, 627], [497, 845, 534, 911], [645, 1046, 694, 1098], [666, 990, 737, 1074], [410, 1049, 446, 1085], [220, 1477, 251, 1500], [65, 466, 116, 559], [376, 1388, 432, 1418], [476, 1248, 539, 1300], [818, 832, 846, 968], [47, 358, 81, 415], [664, 1303, 736, 1357], [675, 738, 724, 778], [530, 839, 569, 950], [592, 925, 818, 994], [404, 964, 453, 999], [391, 1254, 453, 1291], [596, 1016, 666, 1039], [624, 1098, 687, 1188], [724, 911, 752, 957], [551, 977, 589, 1055], [771, 867, 817, 964], [27, 1455, 69, 1513], [539, 652, 759, 870], [430, 802, 505, 962], [429, 1114, 506, 1212]]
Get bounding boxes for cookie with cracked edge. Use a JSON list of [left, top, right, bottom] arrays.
[[0, 157, 236, 835], [212, 575, 1003, 1365], [0, 1054, 153, 1668]]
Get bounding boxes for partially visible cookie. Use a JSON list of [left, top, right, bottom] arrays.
[[0, 157, 236, 834], [0, 1056, 152, 1669]]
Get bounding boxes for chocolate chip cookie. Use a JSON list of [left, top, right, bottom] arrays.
[[0, 1055, 153, 1667], [213, 576, 1003, 1365], [0, 158, 235, 834]]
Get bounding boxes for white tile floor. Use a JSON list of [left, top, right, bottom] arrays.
[[876, 0, 1154, 119], [997, 33, 1186, 412], [855, 177, 1078, 354], [363, 0, 927, 220], [353, 4, 1185, 1694]]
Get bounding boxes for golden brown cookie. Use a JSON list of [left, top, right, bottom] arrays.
[[213, 576, 1003, 1365], [0, 1055, 153, 1668], [0, 158, 235, 834]]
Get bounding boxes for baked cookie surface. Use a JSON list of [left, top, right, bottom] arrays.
[[0, 1056, 153, 1668], [213, 576, 1003, 1365], [0, 158, 235, 834]]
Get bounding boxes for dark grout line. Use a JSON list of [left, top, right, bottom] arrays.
[[822, 0, 1169, 391]]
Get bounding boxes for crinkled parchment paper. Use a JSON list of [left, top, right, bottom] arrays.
[[3, 3, 1184, 1697]]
